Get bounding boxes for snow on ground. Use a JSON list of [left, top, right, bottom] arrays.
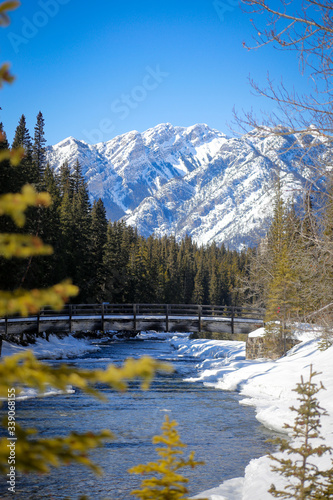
[[170, 329, 333, 500], [136, 331, 191, 340], [1, 334, 100, 360], [0, 334, 101, 400]]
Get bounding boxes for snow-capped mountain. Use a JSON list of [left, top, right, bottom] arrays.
[[47, 123, 327, 249]]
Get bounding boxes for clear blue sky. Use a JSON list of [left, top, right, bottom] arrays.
[[1, 0, 309, 145]]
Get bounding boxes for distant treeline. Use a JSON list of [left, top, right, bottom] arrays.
[[0, 113, 249, 306]]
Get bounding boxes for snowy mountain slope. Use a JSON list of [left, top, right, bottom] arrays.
[[47, 123, 328, 249]]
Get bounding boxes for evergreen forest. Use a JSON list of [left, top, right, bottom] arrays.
[[0, 114, 249, 306]]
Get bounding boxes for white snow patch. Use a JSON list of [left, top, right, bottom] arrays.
[[0, 334, 99, 400], [1, 334, 99, 359], [136, 331, 191, 340], [170, 331, 333, 500]]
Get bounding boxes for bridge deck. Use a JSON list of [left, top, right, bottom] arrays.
[[0, 304, 265, 338]]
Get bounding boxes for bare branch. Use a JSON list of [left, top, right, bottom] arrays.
[[236, 1, 333, 143]]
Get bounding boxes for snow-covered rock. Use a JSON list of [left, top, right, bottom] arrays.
[[47, 123, 328, 249]]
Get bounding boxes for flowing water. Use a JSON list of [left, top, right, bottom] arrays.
[[0, 337, 275, 499]]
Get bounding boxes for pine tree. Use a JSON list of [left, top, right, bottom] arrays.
[[12, 114, 37, 186], [146, 235, 165, 303], [0, 123, 17, 233], [101, 221, 138, 303], [32, 111, 47, 183], [192, 250, 206, 304], [0, 123, 21, 289], [129, 415, 206, 500], [269, 366, 333, 499], [59, 187, 74, 278], [120, 224, 138, 302], [36, 163, 63, 287], [20, 113, 49, 287], [227, 250, 244, 305], [264, 178, 300, 356], [219, 253, 233, 306], [151, 237, 166, 303], [209, 258, 220, 306], [70, 162, 92, 301], [178, 235, 195, 304], [72, 159, 85, 194], [88, 198, 108, 301], [131, 238, 153, 303], [11, 116, 40, 281], [100, 222, 114, 302], [102, 221, 124, 302], [59, 161, 73, 197], [164, 236, 181, 303], [0, 122, 14, 195], [1, 116, 44, 290]]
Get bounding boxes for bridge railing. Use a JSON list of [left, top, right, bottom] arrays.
[[35, 303, 265, 320], [18, 304, 266, 318], [232, 306, 266, 320]]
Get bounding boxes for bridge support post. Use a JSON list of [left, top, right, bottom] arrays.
[[69, 305, 73, 333], [198, 305, 202, 333], [133, 304, 137, 331], [101, 303, 105, 333], [165, 304, 169, 332], [231, 306, 234, 335], [4, 316, 8, 338], [37, 312, 40, 337]]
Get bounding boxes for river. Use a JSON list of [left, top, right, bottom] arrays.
[[0, 336, 275, 499]]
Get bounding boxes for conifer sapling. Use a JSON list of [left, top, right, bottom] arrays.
[[129, 415, 207, 500], [269, 365, 332, 499]]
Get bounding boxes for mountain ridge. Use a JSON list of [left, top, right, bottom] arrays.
[[46, 123, 327, 249]]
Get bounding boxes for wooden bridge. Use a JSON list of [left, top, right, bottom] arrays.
[[0, 304, 265, 338]]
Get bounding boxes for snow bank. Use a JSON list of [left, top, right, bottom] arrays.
[[1, 334, 99, 360], [0, 334, 100, 400], [135, 331, 191, 341], [193, 478, 244, 500], [172, 330, 333, 500], [248, 323, 322, 342]]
